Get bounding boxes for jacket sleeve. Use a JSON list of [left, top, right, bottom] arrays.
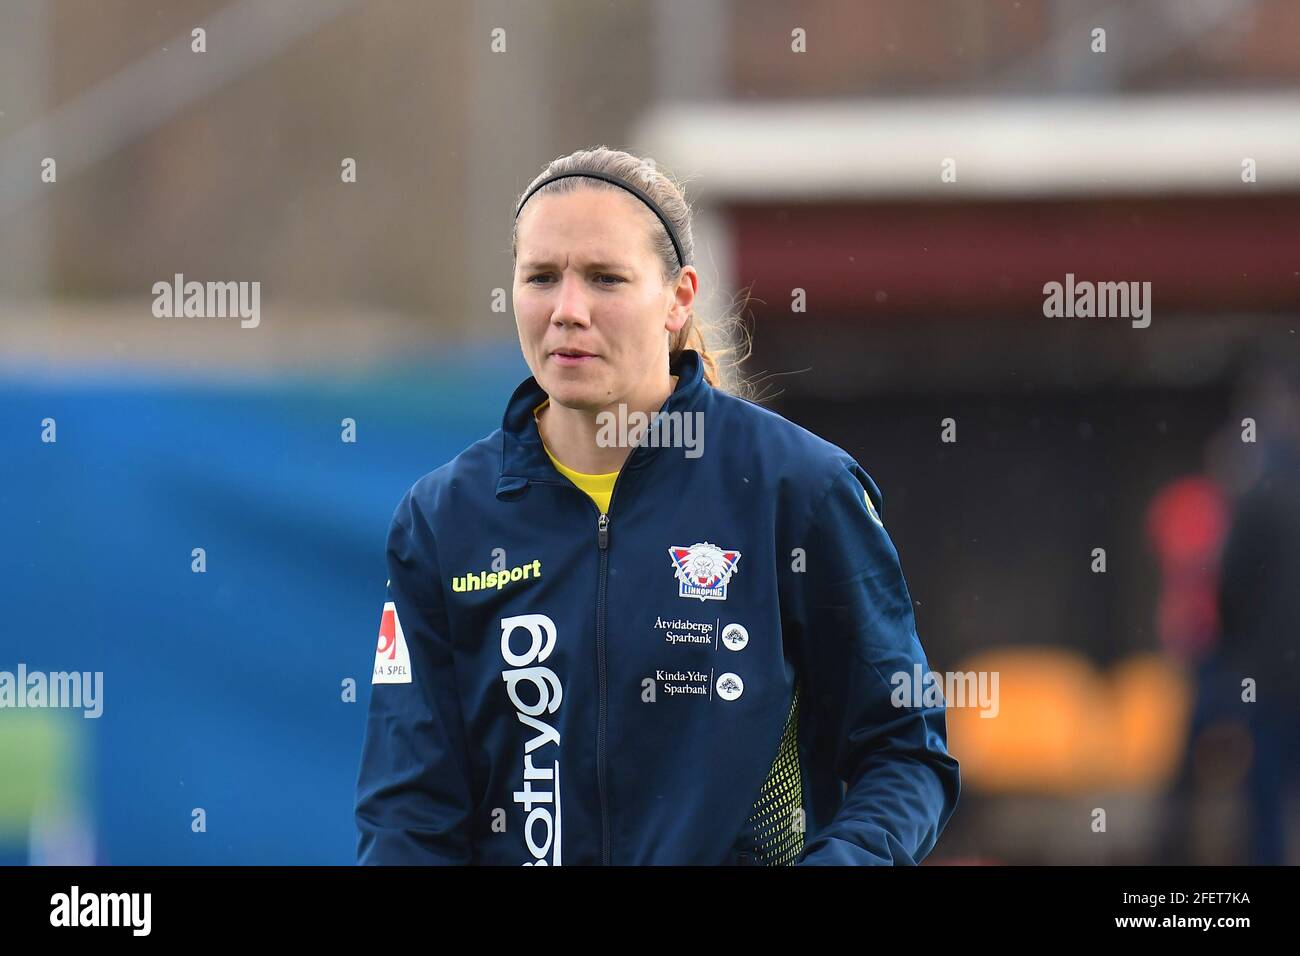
[[786, 458, 960, 865], [355, 487, 476, 864]]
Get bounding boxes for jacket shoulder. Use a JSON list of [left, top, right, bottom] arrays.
[[707, 388, 888, 529], [400, 430, 503, 517], [708, 389, 858, 484]]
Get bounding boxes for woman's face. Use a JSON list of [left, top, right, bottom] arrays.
[[513, 187, 694, 412]]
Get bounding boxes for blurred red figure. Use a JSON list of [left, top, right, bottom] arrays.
[[1146, 476, 1230, 663]]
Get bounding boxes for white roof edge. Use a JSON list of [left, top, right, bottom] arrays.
[[632, 94, 1300, 199]]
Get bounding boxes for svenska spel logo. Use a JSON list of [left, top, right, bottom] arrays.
[[373, 600, 412, 684], [668, 542, 741, 602]]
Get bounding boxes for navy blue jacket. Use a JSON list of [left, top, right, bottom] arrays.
[[355, 348, 959, 865]]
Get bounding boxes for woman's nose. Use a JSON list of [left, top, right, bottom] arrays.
[[551, 274, 591, 326]]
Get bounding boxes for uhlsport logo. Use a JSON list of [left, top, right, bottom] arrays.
[[452, 559, 541, 593], [668, 542, 741, 602]]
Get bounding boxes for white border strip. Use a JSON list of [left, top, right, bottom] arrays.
[[634, 95, 1300, 199]]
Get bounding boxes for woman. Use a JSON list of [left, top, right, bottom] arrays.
[[355, 146, 959, 865]]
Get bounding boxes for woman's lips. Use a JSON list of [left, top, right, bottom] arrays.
[[551, 352, 597, 367]]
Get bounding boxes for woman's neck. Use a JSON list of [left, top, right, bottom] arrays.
[[538, 373, 679, 474]]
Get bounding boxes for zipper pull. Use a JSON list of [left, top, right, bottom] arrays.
[[598, 512, 609, 550]]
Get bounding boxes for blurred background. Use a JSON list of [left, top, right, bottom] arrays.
[[1, 0, 1298, 864]]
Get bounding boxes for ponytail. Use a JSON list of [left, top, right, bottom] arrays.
[[669, 296, 753, 398]]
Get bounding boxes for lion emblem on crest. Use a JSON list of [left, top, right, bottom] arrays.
[[668, 542, 741, 602]]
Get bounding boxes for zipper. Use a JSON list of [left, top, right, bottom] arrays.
[[535, 412, 651, 864], [595, 460, 629, 863], [525, 471, 620, 864], [595, 509, 611, 865], [594, 465, 630, 866]]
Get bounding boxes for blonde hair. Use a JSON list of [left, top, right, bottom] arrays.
[[512, 146, 752, 397]]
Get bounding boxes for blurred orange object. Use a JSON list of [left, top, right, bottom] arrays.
[[946, 648, 1191, 794]]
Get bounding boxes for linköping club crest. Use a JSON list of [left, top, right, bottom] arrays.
[[668, 542, 741, 601]]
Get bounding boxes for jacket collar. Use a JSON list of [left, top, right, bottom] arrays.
[[497, 348, 708, 497]]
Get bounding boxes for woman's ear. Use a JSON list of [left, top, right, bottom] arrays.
[[664, 267, 698, 334]]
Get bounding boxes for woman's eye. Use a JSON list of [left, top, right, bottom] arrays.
[[527, 273, 623, 286]]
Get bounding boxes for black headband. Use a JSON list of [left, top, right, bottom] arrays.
[[514, 169, 689, 268]]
